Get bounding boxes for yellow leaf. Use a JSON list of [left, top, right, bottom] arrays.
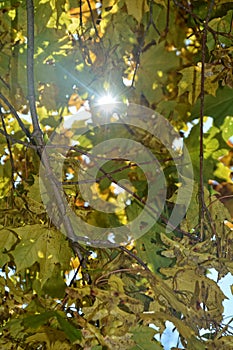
[[178, 65, 218, 105], [178, 66, 201, 105], [125, 0, 149, 23], [218, 150, 233, 168], [68, 93, 84, 112], [206, 336, 233, 349], [70, 256, 80, 269], [108, 275, 125, 293], [209, 180, 233, 218]]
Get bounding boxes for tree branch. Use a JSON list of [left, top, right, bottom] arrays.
[[26, 0, 42, 142], [26, 0, 91, 283], [86, 0, 100, 39], [0, 130, 36, 149], [0, 93, 31, 139], [119, 246, 150, 271], [199, 0, 215, 240], [0, 111, 15, 191]]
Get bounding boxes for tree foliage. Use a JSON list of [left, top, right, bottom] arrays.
[[0, 0, 233, 349]]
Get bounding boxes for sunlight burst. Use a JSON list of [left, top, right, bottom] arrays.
[[97, 94, 116, 105]]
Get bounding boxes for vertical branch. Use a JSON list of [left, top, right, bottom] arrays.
[[25, 0, 90, 283], [86, 0, 99, 38], [79, 0, 83, 28], [0, 112, 15, 192], [26, 0, 43, 142], [199, 0, 215, 239], [164, 0, 170, 36]]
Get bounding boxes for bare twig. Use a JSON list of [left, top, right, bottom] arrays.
[[208, 194, 233, 207], [61, 157, 180, 185], [173, 0, 233, 40], [0, 76, 10, 89], [0, 93, 31, 138], [0, 130, 36, 149], [173, 0, 203, 22], [119, 246, 150, 271], [79, 0, 83, 29], [164, 0, 170, 36], [86, 0, 99, 38], [94, 268, 137, 285]]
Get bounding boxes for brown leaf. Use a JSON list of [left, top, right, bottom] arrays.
[[209, 180, 233, 218]]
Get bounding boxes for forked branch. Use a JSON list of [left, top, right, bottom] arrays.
[[26, 0, 90, 283]]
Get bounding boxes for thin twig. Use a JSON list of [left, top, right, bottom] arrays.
[[79, 0, 83, 29], [208, 194, 233, 207], [0, 126, 196, 240], [173, 0, 203, 22], [61, 157, 180, 185], [119, 246, 150, 271], [0, 93, 31, 138], [86, 0, 99, 38], [94, 268, 137, 285], [173, 0, 232, 40], [0, 129, 37, 148], [0, 76, 10, 89], [164, 0, 170, 36]]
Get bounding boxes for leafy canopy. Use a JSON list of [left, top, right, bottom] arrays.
[[0, 0, 233, 349]]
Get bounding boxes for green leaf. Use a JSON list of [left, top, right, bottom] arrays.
[[24, 311, 82, 343], [0, 228, 18, 265], [12, 225, 72, 284], [135, 223, 174, 273], [23, 311, 56, 329], [42, 264, 66, 298], [220, 116, 233, 143], [34, 2, 53, 34], [130, 325, 163, 350], [56, 313, 82, 342], [191, 87, 233, 126], [136, 42, 179, 105], [0, 318, 24, 339], [0, 165, 11, 199], [185, 122, 219, 181], [24, 329, 70, 349], [208, 10, 233, 49]]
